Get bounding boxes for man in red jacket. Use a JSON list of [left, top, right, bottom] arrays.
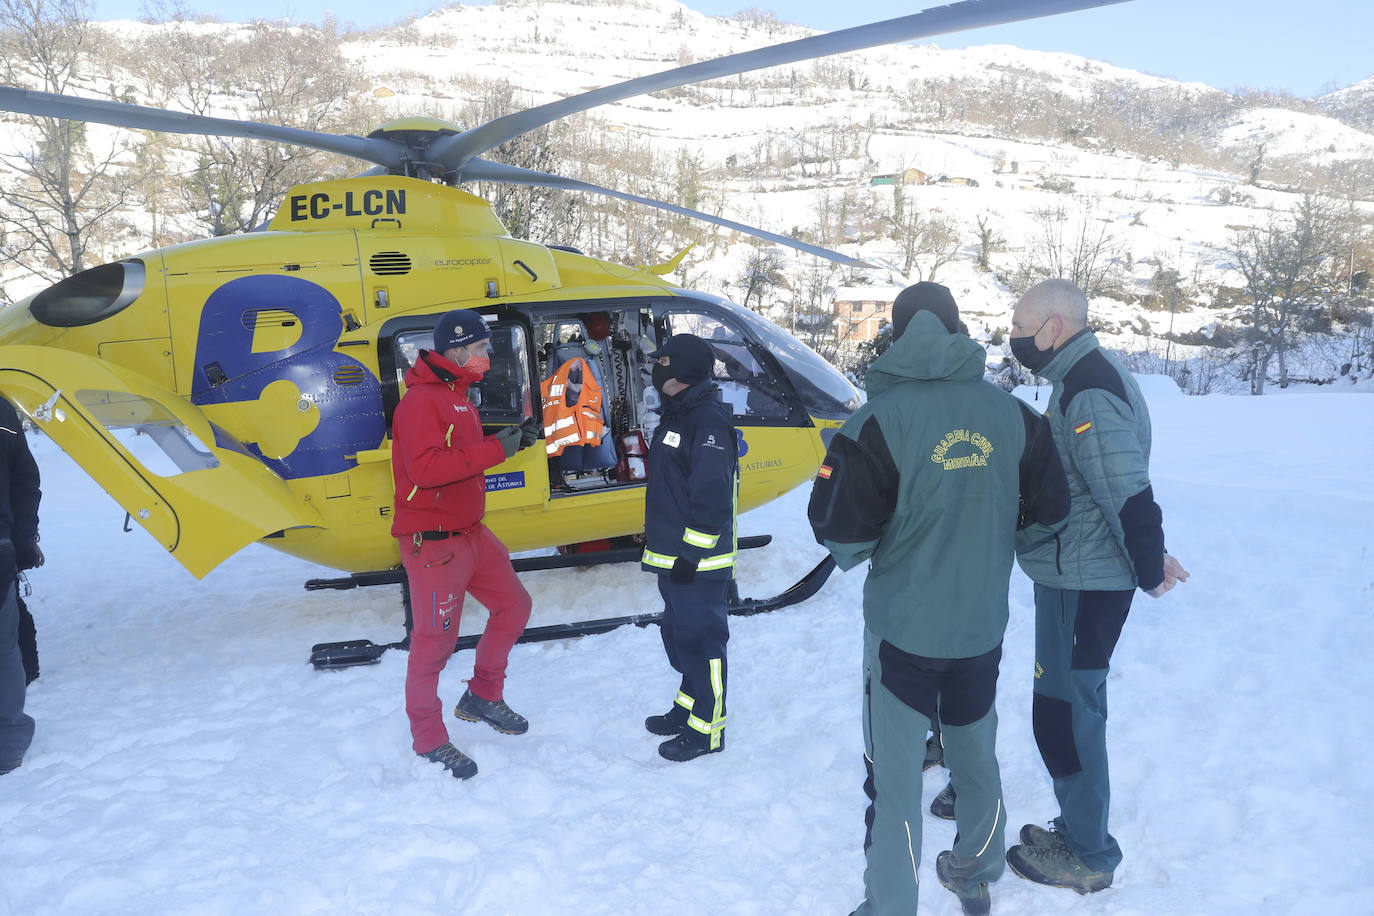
[[391, 309, 537, 779]]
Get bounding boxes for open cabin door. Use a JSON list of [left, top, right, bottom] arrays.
[[0, 345, 319, 578], [653, 304, 827, 512]]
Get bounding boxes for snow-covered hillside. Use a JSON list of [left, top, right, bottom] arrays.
[[2, 380, 1372, 914], [4, 0, 1372, 378]]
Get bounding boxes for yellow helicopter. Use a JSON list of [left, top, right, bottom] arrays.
[[0, 0, 1126, 627]]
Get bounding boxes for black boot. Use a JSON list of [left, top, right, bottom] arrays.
[[922, 733, 944, 771], [419, 742, 478, 779], [645, 705, 688, 736], [930, 780, 956, 819], [658, 729, 724, 762], [454, 688, 529, 735], [936, 850, 991, 916]]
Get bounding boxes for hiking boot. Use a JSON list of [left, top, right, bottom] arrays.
[[0, 758, 21, 775], [930, 780, 956, 820], [1006, 841, 1113, 894], [454, 688, 528, 735], [1019, 822, 1069, 852], [936, 850, 991, 916], [658, 729, 724, 762], [923, 734, 945, 771], [645, 705, 688, 736], [419, 742, 478, 779]]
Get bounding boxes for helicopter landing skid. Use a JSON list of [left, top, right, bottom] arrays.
[[307, 553, 836, 670]]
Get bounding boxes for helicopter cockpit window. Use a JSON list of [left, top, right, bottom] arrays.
[[392, 323, 533, 426], [728, 307, 862, 420], [75, 390, 218, 477], [662, 312, 790, 420]]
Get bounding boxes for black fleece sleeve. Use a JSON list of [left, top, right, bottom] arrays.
[[808, 415, 898, 547], [1120, 485, 1165, 591], [1017, 402, 1069, 531]]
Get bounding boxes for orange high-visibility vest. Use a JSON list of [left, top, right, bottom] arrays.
[[540, 357, 607, 456]]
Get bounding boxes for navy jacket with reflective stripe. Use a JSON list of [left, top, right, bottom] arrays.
[[641, 381, 738, 578]]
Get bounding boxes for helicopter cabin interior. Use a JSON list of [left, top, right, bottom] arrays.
[[376, 295, 833, 499]]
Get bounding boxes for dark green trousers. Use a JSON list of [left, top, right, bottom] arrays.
[[858, 628, 1006, 914], [1031, 584, 1132, 873]]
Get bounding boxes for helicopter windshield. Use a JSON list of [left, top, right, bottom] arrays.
[[660, 311, 792, 421], [711, 303, 861, 420]]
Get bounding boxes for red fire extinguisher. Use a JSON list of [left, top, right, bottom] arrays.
[[616, 430, 648, 481]]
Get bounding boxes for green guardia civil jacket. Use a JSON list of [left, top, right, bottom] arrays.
[[808, 311, 1069, 659], [1014, 329, 1167, 592]]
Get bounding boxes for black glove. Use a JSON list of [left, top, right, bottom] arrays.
[[668, 556, 697, 584], [518, 417, 540, 449], [16, 539, 43, 570], [493, 424, 522, 459]]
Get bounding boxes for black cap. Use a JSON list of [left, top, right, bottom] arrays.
[[648, 333, 714, 386], [892, 282, 960, 339]]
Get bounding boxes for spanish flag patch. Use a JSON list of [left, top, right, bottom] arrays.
[[817, 465, 833, 479], [1074, 421, 1093, 435]]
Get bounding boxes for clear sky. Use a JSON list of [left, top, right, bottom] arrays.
[[90, 0, 1367, 99]]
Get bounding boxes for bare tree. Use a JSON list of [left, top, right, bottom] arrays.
[[1229, 195, 1345, 393], [735, 247, 785, 315], [973, 212, 1004, 270], [1245, 140, 1266, 187], [1017, 200, 1123, 298], [789, 260, 850, 364], [460, 79, 594, 246], [890, 184, 960, 281], [136, 17, 375, 236], [0, 0, 146, 279]]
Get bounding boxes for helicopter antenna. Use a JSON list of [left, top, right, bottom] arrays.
[[461, 158, 873, 268], [427, 0, 1130, 179]]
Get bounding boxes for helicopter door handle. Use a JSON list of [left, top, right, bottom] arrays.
[[32, 388, 62, 423], [371, 218, 402, 229]]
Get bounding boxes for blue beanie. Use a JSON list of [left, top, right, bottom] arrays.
[[434, 309, 490, 352]]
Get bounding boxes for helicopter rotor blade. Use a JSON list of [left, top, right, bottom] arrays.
[[429, 0, 1130, 174], [0, 86, 409, 171], [463, 158, 872, 268]]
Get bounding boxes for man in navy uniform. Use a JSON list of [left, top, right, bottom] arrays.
[[1, 397, 42, 775], [640, 333, 738, 763]]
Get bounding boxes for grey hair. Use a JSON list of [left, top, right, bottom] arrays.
[[1020, 279, 1088, 330]]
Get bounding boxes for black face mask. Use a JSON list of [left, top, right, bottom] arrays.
[[1009, 334, 1053, 374], [1009, 316, 1054, 374], [651, 363, 676, 394]]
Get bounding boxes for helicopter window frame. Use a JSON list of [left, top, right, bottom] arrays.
[[653, 300, 808, 427], [377, 312, 536, 433], [74, 389, 219, 477], [662, 292, 861, 421]]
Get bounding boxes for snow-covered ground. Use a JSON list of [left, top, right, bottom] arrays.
[[3, 380, 1372, 914]]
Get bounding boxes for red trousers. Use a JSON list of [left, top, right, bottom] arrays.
[[398, 525, 532, 754]]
